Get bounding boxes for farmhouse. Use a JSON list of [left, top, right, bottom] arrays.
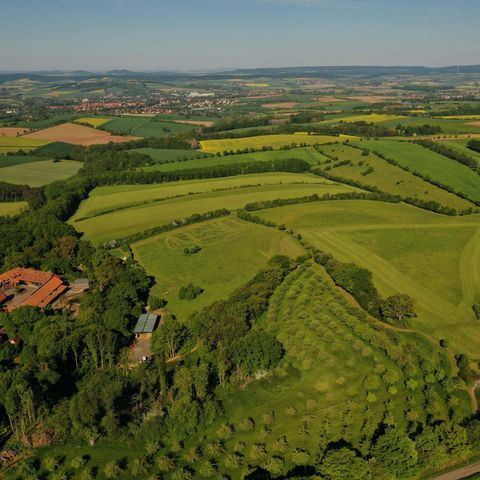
[[0, 268, 68, 311], [133, 313, 160, 340]]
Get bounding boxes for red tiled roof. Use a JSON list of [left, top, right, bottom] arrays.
[[24, 277, 67, 308], [0, 268, 67, 309]]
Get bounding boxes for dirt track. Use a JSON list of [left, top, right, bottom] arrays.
[[431, 461, 480, 480]]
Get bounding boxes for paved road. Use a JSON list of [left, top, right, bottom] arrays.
[[432, 462, 480, 480]]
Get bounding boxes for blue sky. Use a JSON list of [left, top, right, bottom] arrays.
[[0, 0, 479, 71]]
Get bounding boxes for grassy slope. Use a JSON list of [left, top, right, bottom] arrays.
[[200, 134, 359, 153], [357, 140, 480, 202], [257, 200, 480, 354], [0, 202, 28, 216], [144, 147, 327, 172], [0, 159, 82, 186], [132, 216, 304, 319], [71, 174, 357, 244], [318, 144, 473, 210]]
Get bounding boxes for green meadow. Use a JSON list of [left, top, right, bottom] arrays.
[[200, 134, 359, 153], [132, 216, 304, 319], [317, 144, 473, 210], [0, 159, 82, 186], [131, 147, 213, 163], [0, 202, 28, 216], [103, 117, 197, 138], [380, 116, 480, 134], [143, 146, 327, 172], [441, 139, 480, 164], [357, 140, 480, 202], [0, 155, 48, 168], [256, 200, 480, 354], [70, 173, 356, 244]]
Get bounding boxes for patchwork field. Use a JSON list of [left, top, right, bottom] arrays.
[[132, 216, 304, 318], [317, 144, 474, 211], [357, 140, 480, 202], [0, 159, 82, 186], [0, 202, 28, 216], [70, 173, 357, 244], [144, 146, 327, 172], [256, 200, 480, 354], [200, 134, 359, 153], [0, 136, 51, 154], [380, 116, 480, 134], [24, 123, 140, 146]]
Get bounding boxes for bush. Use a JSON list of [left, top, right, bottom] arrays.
[[179, 283, 204, 300]]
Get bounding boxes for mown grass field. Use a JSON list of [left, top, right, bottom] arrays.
[[0, 202, 28, 216], [132, 216, 304, 319], [74, 117, 112, 128], [256, 200, 480, 355], [70, 173, 357, 244], [144, 146, 327, 172], [0, 159, 82, 186], [103, 117, 197, 138], [0, 136, 51, 153], [317, 144, 474, 210], [357, 140, 480, 202], [200, 134, 359, 153]]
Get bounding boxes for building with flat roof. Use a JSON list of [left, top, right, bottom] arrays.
[[133, 313, 160, 339]]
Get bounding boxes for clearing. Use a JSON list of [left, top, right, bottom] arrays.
[[0, 202, 28, 216], [132, 216, 304, 319]]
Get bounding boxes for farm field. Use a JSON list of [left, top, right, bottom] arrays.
[[357, 140, 480, 202], [0, 136, 50, 153], [23, 123, 140, 146], [0, 159, 82, 186], [132, 216, 304, 319], [380, 116, 480, 134], [14, 113, 80, 130], [103, 117, 197, 138], [74, 117, 112, 128], [70, 175, 358, 244], [323, 113, 405, 124], [440, 139, 480, 164], [131, 148, 213, 164], [317, 144, 474, 211], [256, 200, 480, 354], [144, 146, 326, 172], [200, 133, 359, 153], [0, 127, 29, 136], [0, 202, 28, 216], [0, 155, 48, 168]]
